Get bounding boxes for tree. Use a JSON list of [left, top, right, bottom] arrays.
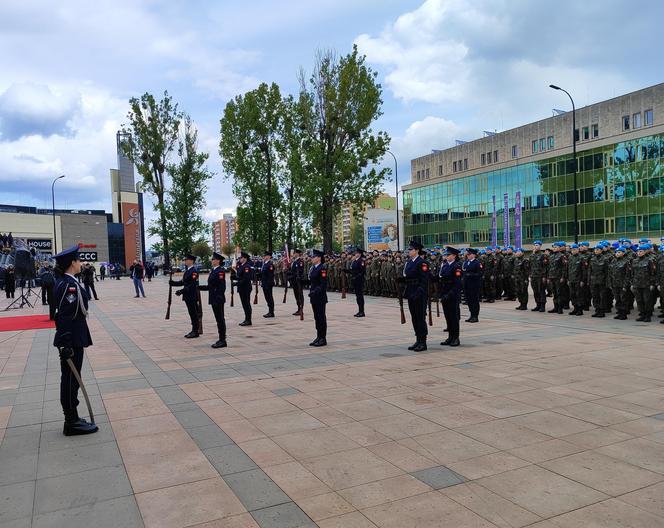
[[219, 82, 284, 251], [165, 115, 213, 259], [121, 91, 182, 269], [221, 243, 234, 258], [297, 46, 390, 253], [191, 240, 211, 259]]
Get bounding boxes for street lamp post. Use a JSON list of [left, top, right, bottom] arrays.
[[51, 175, 65, 254], [386, 150, 400, 251], [549, 84, 578, 244]]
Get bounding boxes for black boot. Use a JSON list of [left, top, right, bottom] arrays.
[[211, 339, 227, 348], [309, 338, 320, 346], [530, 305, 540, 311], [184, 331, 199, 338], [538, 304, 546, 312], [238, 320, 252, 326], [63, 413, 98, 436], [413, 338, 427, 352], [354, 312, 365, 317], [448, 338, 460, 347], [407, 341, 419, 350], [440, 338, 451, 345], [263, 312, 275, 318], [313, 338, 327, 347]]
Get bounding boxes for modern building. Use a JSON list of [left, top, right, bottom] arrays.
[[403, 83, 664, 247], [334, 193, 397, 249], [212, 213, 237, 254]]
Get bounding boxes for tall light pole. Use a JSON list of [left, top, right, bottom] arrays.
[[51, 175, 65, 254], [386, 150, 400, 251], [549, 84, 578, 244]]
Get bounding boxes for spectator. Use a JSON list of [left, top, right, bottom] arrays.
[[4, 265, 15, 298], [129, 259, 146, 298], [100, 263, 106, 280]]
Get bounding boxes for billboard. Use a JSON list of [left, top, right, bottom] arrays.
[[364, 208, 402, 252], [122, 202, 142, 268]]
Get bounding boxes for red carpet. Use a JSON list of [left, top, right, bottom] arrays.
[[0, 315, 55, 332]]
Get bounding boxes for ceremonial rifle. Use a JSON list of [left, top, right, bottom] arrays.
[[341, 266, 347, 299], [196, 275, 203, 335], [396, 277, 406, 325], [297, 275, 304, 321], [282, 276, 288, 303], [165, 269, 174, 320], [435, 282, 440, 318], [428, 289, 433, 326], [253, 267, 259, 304]]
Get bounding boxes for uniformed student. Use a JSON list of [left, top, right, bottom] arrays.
[[348, 247, 366, 317], [169, 253, 201, 338], [462, 248, 482, 322], [439, 246, 462, 346], [53, 246, 98, 436], [307, 249, 328, 346], [235, 251, 254, 326], [289, 248, 305, 316], [261, 251, 275, 318], [399, 240, 429, 351], [198, 252, 227, 348]]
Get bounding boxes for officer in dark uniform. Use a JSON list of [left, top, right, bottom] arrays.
[[198, 252, 227, 348], [169, 253, 201, 338], [439, 246, 462, 347], [235, 251, 254, 326], [462, 248, 482, 323], [399, 240, 429, 351], [348, 247, 366, 317], [53, 246, 98, 436], [307, 249, 328, 346], [260, 251, 275, 318], [289, 248, 305, 316]]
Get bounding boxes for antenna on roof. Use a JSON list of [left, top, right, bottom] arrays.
[[483, 131, 496, 137], [552, 108, 566, 116], [431, 149, 442, 153], [455, 140, 467, 146]]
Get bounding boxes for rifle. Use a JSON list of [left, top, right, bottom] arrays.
[[428, 290, 433, 326], [282, 275, 288, 303], [230, 273, 235, 307], [297, 276, 304, 321], [253, 271, 259, 304], [435, 282, 440, 318], [341, 267, 347, 299], [165, 269, 174, 320], [196, 280, 203, 335], [397, 281, 406, 324]]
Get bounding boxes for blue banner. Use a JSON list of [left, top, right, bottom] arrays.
[[491, 195, 497, 247], [503, 193, 510, 247], [514, 191, 522, 248]]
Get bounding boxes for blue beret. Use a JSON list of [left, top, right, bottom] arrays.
[[533, 240, 542, 245], [639, 244, 652, 250], [631, 244, 639, 251], [615, 246, 625, 253], [639, 238, 649, 243], [570, 243, 579, 249], [580, 241, 590, 247], [593, 245, 603, 250], [611, 242, 620, 249]]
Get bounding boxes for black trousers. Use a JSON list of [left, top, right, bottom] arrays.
[[60, 347, 84, 422], [290, 279, 304, 311], [239, 289, 252, 322], [263, 286, 274, 313], [41, 287, 48, 304], [84, 282, 98, 300], [46, 286, 56, 319], [211, 303, 226, 340], [442, 298, 459, 340], [354, 279, 365, 312], [464, 283, 480, 317], [312, 301, 327, 339], [185, 299, 198, 332], [407, 296, 427, 339], [531, 276, 546, 306]]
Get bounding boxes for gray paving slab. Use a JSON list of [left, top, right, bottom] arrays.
[[251, 502, 317, 528], [7, 408, 43, 428], [0, 431, 40, 457], [14, 390, 44, 405], [165, 369, 198, 383], [187, 424, 235, 450], [651, 412, 664, 421], [173, 408, 216, 428], [204, 444, 258, 475], [0, 453, 38, 486], [411, 465, 467, 489], [271, 387, 301, 397], [0, 481, 35, 524], [154, 386, 192, 405], [34, 465, 133, 515], [32, 495, 144, 528], [39, 424, 117, 452], [167, 402, 200, 412], [97, 378, 151, 395], [223, 468, 291, 512], [143, 370, 176, 387], [37, 441, 123, 479]]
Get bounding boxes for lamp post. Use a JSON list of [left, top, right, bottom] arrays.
[[51, 175, 65, 254], [386, 150, 400, 251], [549, 84, 578, 244]]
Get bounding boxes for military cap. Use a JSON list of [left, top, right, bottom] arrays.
[[443, 246, 460, 256], [354, 247, 364, 255], [211, 252, 223, 261], [515, 247, 524, 253], [570, 243, 579, 249], [611, 242, 620, 249], [467, 248, 478, 255], [533, 240, 542, 246], [615, 246, 625, 253], [639, 243, 652, 250], [311, 249, 324, 258], [639, 238, 649, 243], [485, 246, 493, 251], [408, 240, 423, 251], [239, 251, 250, 259], [184, 253, 196, 261], [580, 241, 590, 247], [54, 245, 80, 267], [293, 248, 303, 254], [264, 250, 273, 257]]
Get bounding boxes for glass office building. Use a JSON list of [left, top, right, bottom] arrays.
[[403, 85, 664, 247]]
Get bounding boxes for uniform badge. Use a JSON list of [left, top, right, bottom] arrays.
[[455, 269, 462, 277], [422, 263, 428, 272], [219, 272, 225, 279], [192, 272, 198, 279], [321, 270, 327, 278]]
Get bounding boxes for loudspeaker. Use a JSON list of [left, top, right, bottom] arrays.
[[14, 249, 35, 279]]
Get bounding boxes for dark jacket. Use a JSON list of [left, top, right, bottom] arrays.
[[199, 266, 226, 305], [438, 260, 462, 301], [53, 274, 93, 348], [260, 260, 274, 288], [308, 263, 328, 304], [170, 266, 199, 303], [462, 258, 483, 287], [236, 261, 254, 293], [402, 256, 429, 301]]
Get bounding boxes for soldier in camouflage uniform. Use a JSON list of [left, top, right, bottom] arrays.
[[630, 244, 657, 322], [482, 247, 497, 303], [589, 245, 609, 318], [609, 246, 631, 320], [494, 247, 504, 299], [547, 242, 568, 314], [528, 241, 548, 312], [566, 244, 585, 316], [579, 242, 593, 310], [513, 247, 530, 310], [502, 246, 516, 300]]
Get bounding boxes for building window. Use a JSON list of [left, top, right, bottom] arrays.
[[438, 165, 443, 175], [425, 168, 430, 179], [547, 136, 554, 149], [481, 153, 486, 165], [452, 161, 457, 172], [416, 170, 420, 180], [539, 138, 545, 152], [633, 112, 642, 128], [493, 150, 498, 163], [644, 109, 653, 126], [622, 115, 630, 130], [512, 145, 518, 159], [582, 126, 589, 140], [592, 124, 599, 138], [532, 140, 538, 153], [463, 158, 468, 170], [458, 159, 463, 170], [574, 129, 580, 142], [486, 151, 492, 163]]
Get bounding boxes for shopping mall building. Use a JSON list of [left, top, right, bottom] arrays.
[[403, 83, 664, 248]]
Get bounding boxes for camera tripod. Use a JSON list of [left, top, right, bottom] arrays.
[[4, 285, 36, 310]]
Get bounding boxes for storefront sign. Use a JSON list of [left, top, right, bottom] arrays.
[[79, 252, 98, 261], [122, 203, 142, 268], [27, 238, 52, 251]]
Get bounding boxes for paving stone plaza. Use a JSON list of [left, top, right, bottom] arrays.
[[1, 276, 664, 527]]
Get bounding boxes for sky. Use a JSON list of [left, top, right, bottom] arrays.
[[1, 0, 662, 238]]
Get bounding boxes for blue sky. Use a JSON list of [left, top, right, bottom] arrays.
[[1, 0, 662, 229]]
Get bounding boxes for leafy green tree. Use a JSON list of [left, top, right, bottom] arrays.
[[221, 243, 234, 258], [120, 91, 182, 269], [247, 240, 262, 256], [191, 240, 212, 268], [165, 115, 213, 259], [297, 46, 390, 253]]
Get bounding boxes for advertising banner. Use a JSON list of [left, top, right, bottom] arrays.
[[491, 195, 497, 247], [27, 238, 53, 253], [514, 191, 522, 248], [122, 202, 142, 268], [364, 209, 400, 252], [503, 193, 510, 247]]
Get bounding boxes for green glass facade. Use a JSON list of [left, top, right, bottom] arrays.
[[403, 133, 664, 246]]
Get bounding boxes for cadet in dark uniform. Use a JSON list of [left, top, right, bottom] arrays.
[[198, 252, 227, 348], [260, 251, 275, 318], [235, 251, 254, 326], [348, 247, 366, 317], [289, 248, 305, 316], [307, 249, 328, 346], [462, 248, 482, 323], [53, 246, 98, 436], [439, 246, 462, 346], [399, 241, 429, 351], [169, 253, 201, 338]]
